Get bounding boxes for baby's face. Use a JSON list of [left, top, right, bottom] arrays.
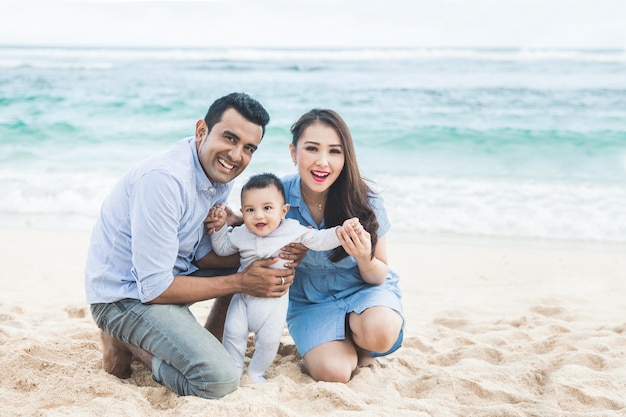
[[240, 186, 288, 237]]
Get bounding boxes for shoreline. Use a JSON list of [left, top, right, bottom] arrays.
[[4, 222, 626, 251]]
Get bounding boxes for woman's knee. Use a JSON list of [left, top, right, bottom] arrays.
[[350, 308, 403, 352], [303, 341, 357, 383], [305, 358, 353, 383]]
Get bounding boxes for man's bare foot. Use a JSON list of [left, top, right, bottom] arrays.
[[100, 331, 133, 379]]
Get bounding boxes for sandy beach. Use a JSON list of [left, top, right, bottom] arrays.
[[1, 227, 624, 417]]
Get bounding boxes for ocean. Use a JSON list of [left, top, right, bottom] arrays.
[[1, 46, 625, 245]]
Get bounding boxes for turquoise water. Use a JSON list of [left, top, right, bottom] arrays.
[[1, 46, 625, 243]]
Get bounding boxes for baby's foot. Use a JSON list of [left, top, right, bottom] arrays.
[[249, 373, 267, 383]]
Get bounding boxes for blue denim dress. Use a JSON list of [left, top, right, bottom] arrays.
[[282, 175, 405, 357]]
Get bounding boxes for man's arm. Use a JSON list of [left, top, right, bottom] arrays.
[[194, 250, 241, 269], [148, 257, 292, 304]]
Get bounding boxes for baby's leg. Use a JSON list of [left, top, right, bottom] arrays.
[[222, 293, 249, 375], [247, 295, 289, 383]]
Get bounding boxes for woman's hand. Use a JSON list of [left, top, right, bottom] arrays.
[[280, 242, 308, 269], [338, 218, 387, 285], [337, 218, 371, 259]]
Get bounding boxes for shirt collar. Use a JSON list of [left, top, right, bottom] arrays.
[[288, 176, 304, 208], [189, 137, 229, 195], [287, 175, 323, 228]]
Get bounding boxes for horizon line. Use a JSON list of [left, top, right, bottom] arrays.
[[1, 43, 624, 52]]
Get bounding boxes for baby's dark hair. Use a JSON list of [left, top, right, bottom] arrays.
[[241, 173, 286, 202]]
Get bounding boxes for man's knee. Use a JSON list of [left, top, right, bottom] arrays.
[[187, 361, 241, 399]]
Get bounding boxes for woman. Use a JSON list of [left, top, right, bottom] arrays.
[[282, 109, 404, 382]]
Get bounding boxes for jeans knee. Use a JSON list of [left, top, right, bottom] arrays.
[[188, 362, 240, 399]]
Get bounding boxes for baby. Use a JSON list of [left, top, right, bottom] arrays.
[[208, 172, 362, 382]]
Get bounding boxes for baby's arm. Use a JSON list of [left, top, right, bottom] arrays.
[[296, 218, 362, 251], [207, 205, 240, 257]]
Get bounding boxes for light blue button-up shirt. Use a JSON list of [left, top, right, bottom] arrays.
[[85, 137, 233, 304]]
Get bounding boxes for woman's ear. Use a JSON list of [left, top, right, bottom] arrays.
[[289, 143, 296, 165]]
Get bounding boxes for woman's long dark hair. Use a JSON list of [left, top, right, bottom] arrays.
[[291, 109, 378, 262]]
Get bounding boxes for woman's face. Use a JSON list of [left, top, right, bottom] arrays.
[[290, 122, 345, 194]]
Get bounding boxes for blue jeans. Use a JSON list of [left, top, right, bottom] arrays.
[[90, 269, 240, 399]]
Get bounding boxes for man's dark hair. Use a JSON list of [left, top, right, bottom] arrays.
[[204, 92, 270, 139], [241, 173, 286, 202]]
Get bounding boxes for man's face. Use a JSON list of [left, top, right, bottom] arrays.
[[195, 108, 263, 184]]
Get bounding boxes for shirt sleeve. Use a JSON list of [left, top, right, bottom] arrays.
[[298, 226, 342, 250], [128, 170, 183, 303], [370, 194, 391, 237], [209, 225, 240, 256], [193, 195, 232, 261]]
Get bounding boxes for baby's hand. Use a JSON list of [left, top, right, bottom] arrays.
[[341, 217, 363, 234], [204, 204, 227, 234]]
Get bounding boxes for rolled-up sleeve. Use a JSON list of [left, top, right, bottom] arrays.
[[129, 170, 183, 302]]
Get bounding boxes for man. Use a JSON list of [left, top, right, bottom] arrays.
[[85, 92, 298, 399]]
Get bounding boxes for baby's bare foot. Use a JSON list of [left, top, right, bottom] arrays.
[[100, 331, 133, 378]]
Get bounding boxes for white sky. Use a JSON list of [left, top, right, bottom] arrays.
[[1, 0, 625, 49]]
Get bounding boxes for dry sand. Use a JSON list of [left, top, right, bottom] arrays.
[[1, 228, 624, 416]]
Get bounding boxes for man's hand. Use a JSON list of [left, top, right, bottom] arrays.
[[224, 205, 243, 227], [240, 258, 294, 298]]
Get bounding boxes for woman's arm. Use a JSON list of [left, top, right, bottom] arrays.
[[355, 235, 389, 285], [337, 224, 388, 285]]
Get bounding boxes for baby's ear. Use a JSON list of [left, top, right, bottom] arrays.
[[282, 203, 290, 217]]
